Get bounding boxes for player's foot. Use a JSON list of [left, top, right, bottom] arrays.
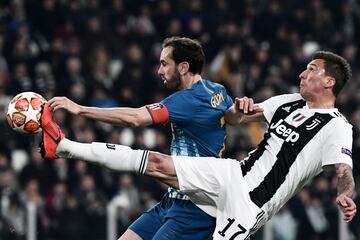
[[39, 103, 64, 160]]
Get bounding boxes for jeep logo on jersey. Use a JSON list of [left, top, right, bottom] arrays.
[[270, 119, 300, 143]]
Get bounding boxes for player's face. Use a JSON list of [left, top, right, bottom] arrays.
[[158, 47, 182, 90], [299, 59, 328, 100]]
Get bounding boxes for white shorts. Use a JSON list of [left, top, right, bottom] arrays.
[[173, 156, 266, 240]]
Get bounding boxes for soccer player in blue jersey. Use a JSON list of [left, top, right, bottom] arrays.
[[45, 37, 234, 240]]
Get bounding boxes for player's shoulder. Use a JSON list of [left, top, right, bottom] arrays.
[[262, 93, 303, 107], [166, 80, 229, 102], [329, 110, 352, 128], [199, 79, 228, 92], [323, 111, 353, 140], [163, 80, 210, 103], [202, 79, 225, 87], [271, 93, 303, 102]]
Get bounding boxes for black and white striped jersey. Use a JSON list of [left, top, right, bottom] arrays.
[[241, 93, 353, 220]]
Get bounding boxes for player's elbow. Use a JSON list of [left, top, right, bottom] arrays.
[[128, 114, 149, 127], [126, 107, 152, 127], [128, 118, 143, 127]]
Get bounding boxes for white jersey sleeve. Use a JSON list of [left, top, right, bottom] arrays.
[[258, 93, 303, 123], [321, 118, 353, 168]]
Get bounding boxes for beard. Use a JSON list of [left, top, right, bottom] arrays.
[[163, 70, 181, 90], [300, 87, 315, 102]]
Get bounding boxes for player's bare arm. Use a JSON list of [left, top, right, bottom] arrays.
[[333, 163, 357, 222], [225, 96, 265, 125], [49, 96, 82, 114], [48, 96, 153, 127], [335, 163, 357, 221], [336, 163, 355, 198]]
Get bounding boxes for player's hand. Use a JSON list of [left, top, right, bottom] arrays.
[[48, 97, 82, 115], [234, 97, 263, 115], [336, 194, 357, 222]]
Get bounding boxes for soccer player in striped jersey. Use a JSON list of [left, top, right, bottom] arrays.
[[41, 51, 356, 240], [45, 37, 234, 240]]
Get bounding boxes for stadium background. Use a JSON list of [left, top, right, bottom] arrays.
[[0, 0, 359, 239]]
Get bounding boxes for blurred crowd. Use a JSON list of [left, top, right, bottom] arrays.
[[0, 0, 359, 239]]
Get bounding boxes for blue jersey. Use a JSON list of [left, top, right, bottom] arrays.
[[162, 79, 233, 158], [130, 79, 233, 240]]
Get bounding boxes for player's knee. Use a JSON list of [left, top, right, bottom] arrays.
[[146, 152, 177, 179], [118, 229, 143, 240], [145, 152, 179, 189], [147, 152, 170, 173]]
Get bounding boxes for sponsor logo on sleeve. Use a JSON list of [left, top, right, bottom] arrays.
[[148, 103, 164, 111], [341, 147, 352, 158], [211, 92, 225, 107]]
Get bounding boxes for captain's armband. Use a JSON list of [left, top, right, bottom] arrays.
[[146, 103, 169, 125]]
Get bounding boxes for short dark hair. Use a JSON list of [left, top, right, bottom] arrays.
[[162, 37, 205, 74], [312, 51, 352, 96]]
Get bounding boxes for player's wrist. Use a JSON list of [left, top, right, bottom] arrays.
[[76, 105, 85, 115]]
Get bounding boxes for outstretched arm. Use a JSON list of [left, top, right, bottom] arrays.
[[225, 96, 265, 125], [334, 163, 357, 222], [48, 96, 153, 127]]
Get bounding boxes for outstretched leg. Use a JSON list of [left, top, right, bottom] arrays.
[[58, 139, 179, 189], [40, 103, 179, 189]]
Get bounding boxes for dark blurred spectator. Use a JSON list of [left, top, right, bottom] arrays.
[[0, 160, 18, 198], [19, 148, 56, 195], [0, 85, 11, 116], [1, 193, 26, 239], [349, 191, 360, 238], [28, 0, 63, 41], [90, 85, 119, 108], [52, 158, 70, 183], [56, 195, 86, 240], [112, 174, 142, 231], [271, 204, 297, 240], [58, 56, 85, 96], [45, 182, 68, 232], [153, 0, 173, 35], [20, 179, 49, 239], [290, 187, 337, 240], [165, 18, 183, 37], [10, 62, 32, 94], [34, 61, 56, 95], [74, 174, 106, 240]]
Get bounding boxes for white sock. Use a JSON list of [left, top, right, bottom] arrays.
[[57, 139, 149, 174]]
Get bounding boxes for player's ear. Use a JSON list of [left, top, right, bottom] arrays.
[[324, 76, 336, 89], [178, 62, 189, 75]]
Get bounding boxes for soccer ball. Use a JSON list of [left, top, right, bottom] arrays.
[[6, 92, 47, 135]]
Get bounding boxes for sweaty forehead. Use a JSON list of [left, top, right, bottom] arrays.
[[160, 47, 174, 61], [309, 58, 325, 68]]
